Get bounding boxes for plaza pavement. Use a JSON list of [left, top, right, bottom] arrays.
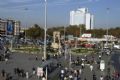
[[0, 49, 119, 80]]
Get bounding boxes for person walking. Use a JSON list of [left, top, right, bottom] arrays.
[[32, 67, 36, 75], [26, 72, 29, 79], [90, 65, 93, 71], [42, 77, 46, 80], [99, 55, 101, 60], [79, 68, 82, 75], [1, 69, 5, 77], [81, 63, 85, 69], [35, 56, 38, 60], [100, 75, 104, 80], [42, 57, 44, 62], [93, 74, 97, 80]]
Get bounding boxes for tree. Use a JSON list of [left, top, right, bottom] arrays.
[[26, 24, 44, 39], [78, 24, 86, 36], [47, 25, 120, 38]]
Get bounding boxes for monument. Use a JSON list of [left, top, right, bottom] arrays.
[[51, 31, 61, 54]]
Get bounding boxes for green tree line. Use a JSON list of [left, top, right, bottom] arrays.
[[24, 24, 120, 39]]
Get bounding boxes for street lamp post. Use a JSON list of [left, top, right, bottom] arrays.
[[69, 49, 72, 69], [75, 32, 77, 48], [46, 67, 48, 80], [44, 0, 47, 60], [106, 8, 110, 47], [24, 8, 28, 43], [64, 26, 67, 59], [80, 26, 81, 37], [25, 27, 27, 43], [10, 38, 13, 50]]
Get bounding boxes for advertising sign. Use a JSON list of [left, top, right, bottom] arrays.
[[81, 33, 91, 38], [7, 20, 14, 35], [68, 35, 74, 40], [37, 67, 43, 77], [100, 60, 105, 71]]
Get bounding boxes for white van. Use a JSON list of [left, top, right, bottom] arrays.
[[100, 60, 105, 71]]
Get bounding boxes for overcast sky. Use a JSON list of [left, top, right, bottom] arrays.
[[0, 0, 120, 29]]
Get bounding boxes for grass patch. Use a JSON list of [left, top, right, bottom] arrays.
[[71, 48, 96, 54], [14, 48, 40, 52], [13, 46, 41, 52]]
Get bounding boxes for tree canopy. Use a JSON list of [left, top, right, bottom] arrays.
[[25, 24, 44, 39], [24, 24, 120, 39]]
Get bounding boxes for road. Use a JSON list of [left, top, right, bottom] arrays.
[[0, 49, 119, 80], [0, 52, 61, 80], [111, 50, 120, 72], [63, 51, 114, 80]]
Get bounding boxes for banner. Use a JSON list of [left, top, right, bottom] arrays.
[[7, 20, 14, 35], [37, 67, 43, 77]]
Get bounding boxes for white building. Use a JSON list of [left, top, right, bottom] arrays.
[[70, 11, 75, 25], [85, 13, 91, 30], [70, 8, 94, 30], [91, 15, 94, 29], [14, 21, 20, 36], [0, 19, 21, 36], [81, 33, 92, 38]]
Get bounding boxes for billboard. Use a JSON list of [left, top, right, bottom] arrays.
[[81, 33, 91, 38], [37, 67, 43, 77], [7, 20, 14, 35], [67, 35, 74, 40]]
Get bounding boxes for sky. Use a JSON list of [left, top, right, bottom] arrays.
[[0, 0, 120, 29]]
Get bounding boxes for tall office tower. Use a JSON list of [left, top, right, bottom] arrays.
[[70, 8, 87, 25], [70, 11, 75, 25], [90, 15, 94, 29], [85, 13, 91, 30], [70, 8, 94, 30]]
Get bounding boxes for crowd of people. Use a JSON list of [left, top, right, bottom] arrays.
[[59, 49, 120, 80], [0, 46, 10, 61], [0, 67, 37, 80], [0, 42, 120, 80]]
